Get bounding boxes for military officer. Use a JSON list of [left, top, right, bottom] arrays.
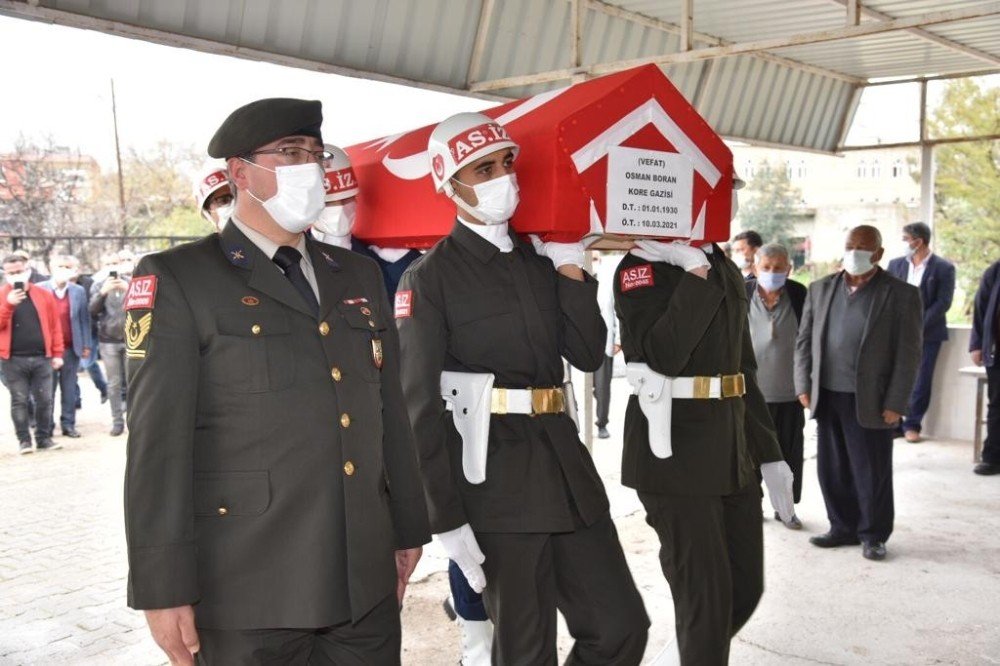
[[311, 144, 422, 300], [124, 98, 430, 665], [614, 237, 794, 665], [396, 112, 648, 664]]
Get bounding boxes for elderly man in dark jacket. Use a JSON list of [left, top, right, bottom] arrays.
[[796, 225, 922, 561]]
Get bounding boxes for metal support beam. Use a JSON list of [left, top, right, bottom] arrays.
[[826, 0, 1000, 67], [571, 0, 583, 67], [583, 0, 863, 84], [864, 67, 1000, 86], [0, 0, 511, 103], [467, 0, 497, 87], [472, 4, 1000, 92], [838, 133, 1000, 151], [847, 0, 861, 26], [919, 79, 935, 229], [680, 0, 693, 52]]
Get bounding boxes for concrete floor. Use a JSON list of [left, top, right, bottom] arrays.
[[1, 372, 998, 664]]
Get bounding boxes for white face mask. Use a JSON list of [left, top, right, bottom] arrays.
[[452, 173, 519, 225], [53, 267, 76, 284], [757, 270, 787, 292], [734, 253, 751, 270], [243, 160, 327, 233], [314, 201, 356, 238], [5, 273, 28, 287], [213, 202, 234, 231], [843, 249, 876, 276]]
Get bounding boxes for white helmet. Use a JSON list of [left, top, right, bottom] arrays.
[[323, 144, 359, 203], [427, 112, 519, 194], [194, 165, 231, 212]]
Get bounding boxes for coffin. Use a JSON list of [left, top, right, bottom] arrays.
[[346, 64, 733, 249]]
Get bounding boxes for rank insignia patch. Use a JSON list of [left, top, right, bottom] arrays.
[[241, 296, 260, 306], [343, 297, 369, 305], [125, 311, 153, 359], [394, 290, 413, 319], [371, 338, 384, 369], [124, 275, 157, 310], [620, 264, 655, 292]]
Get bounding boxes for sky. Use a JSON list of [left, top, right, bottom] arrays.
[[0, 14, 992, 170], [0, 15, 492, 170]]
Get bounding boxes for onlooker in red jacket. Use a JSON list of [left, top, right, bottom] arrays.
[[1, 254, 65, 454]]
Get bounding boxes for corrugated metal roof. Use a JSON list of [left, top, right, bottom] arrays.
[[1, 0, 997, 152]]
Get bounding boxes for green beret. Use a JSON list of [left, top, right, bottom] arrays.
[[208, 98, 323, 159]]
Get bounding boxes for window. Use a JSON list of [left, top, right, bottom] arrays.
[[872, 159, 881, 178], [857, 160, 867, 178], [892, 158, 904, 178], [744, 159, 755, 178], [797, 160, 807, 178], [785, 161, 793, 179]]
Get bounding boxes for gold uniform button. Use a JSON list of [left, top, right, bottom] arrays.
[[368, 320, 376, 328], [331, 367, 342, 382], [343, 461, 356, 476], [217, 506, 229, 516], [251, 324, 262, 335], [340, 413, 351, 428], [319, 322, 330, 336]]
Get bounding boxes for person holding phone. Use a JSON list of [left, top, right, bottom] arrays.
[[1, 254, 65, 454], [89, 252, 131, 436]]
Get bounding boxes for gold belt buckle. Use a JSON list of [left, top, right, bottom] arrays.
[[491, 388, 508, 415], [692, 376, 712, 400], [531, 388, 565, 415], [721, 373, 746, 398]]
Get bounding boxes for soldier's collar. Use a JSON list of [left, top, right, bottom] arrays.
[[219, 219, 255, 269]]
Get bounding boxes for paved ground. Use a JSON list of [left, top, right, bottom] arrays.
[[1, 373, 999, 665]]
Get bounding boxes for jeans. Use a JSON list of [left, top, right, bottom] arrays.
[[2, 355, 54, 444], [100, 342, 127, 428], [53, 347, 81, 431]]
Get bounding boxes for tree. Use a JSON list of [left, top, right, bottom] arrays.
[[735, 159, 803, 247], [0, 135, 105, 261], [929, 77, 1000, 318]]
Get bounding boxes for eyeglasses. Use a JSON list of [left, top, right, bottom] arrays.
[[208, 193, 234, 209], [246, 147, 335, 165]]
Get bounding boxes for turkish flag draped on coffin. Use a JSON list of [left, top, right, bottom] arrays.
[[346, 64, 734, 249]]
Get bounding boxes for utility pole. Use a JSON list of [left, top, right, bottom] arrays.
[[110, 78, 127, 248]]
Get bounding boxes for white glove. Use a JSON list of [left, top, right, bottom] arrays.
[[761, 461, 795, 523], [630, 240, 710, 273], [437, 524, 487, 593], [529, 235, 585, 269]]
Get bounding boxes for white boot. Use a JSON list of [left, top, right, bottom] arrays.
[[457, 616, 493, 666]]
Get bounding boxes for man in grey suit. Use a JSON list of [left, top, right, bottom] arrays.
[[795, 225, 922, 561], [124, 98, 430, 665]]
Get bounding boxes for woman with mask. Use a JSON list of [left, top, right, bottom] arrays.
[[746, 243, 808, 529], [312, 145, 421, 300], [395, 112, 648, 664]]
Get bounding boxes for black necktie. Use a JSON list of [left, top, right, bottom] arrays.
[[272, 246, 319, 317]]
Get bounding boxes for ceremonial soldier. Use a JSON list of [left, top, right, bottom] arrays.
[[193, 164, 234, 233], [311, 144, 422, 300], [396, 112, 648, 664], [614, 237, 794, 664], [124, 98, 430, 665]]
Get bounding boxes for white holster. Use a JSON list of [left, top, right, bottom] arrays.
[[625, 363, 673, 459], [441, 371, 495, 485]]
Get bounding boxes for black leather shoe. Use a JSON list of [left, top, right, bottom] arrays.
[[863, 541, 887, 561], [18, 441, 33, 455], [809, 531, 860, 548], [974, 462, 1000, 476], [110, 424, 125, 437], [62, 429, 82, 438]]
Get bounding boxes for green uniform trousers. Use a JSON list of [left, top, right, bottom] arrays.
[[477, 512, 649, 665], [638, 484, 764, 666], [195, 593, 400, 665]]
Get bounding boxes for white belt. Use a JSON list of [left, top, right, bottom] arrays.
[[625, 363, 746, 459]]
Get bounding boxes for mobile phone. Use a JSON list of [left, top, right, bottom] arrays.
[[109, 271, 118, 279], [13, 281, 24, 291]]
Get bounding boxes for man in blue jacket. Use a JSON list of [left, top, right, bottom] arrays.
[[971, 258, 1000, 476], [41, 255, 92, 439], [888, 222, 955, 442]]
